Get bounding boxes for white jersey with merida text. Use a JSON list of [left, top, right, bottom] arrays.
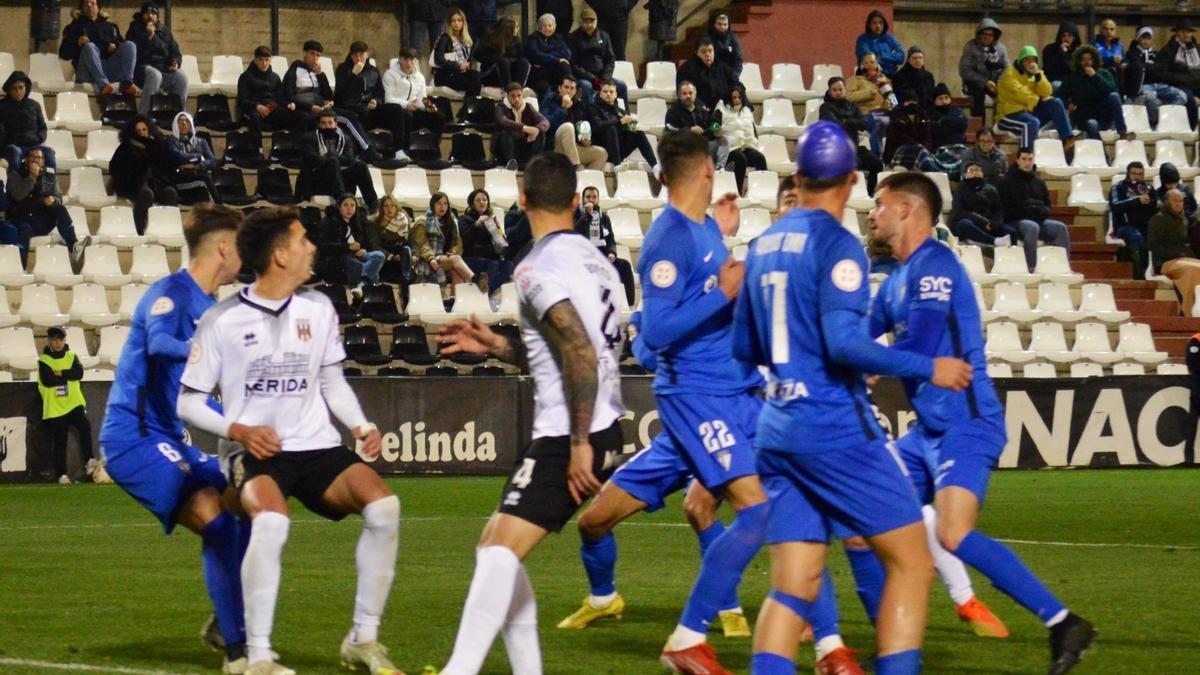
[[181, 286, 345, 452], [515, 231, 625, 439]]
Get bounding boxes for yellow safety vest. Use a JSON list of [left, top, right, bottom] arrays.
[[37, 351, 86, 420]]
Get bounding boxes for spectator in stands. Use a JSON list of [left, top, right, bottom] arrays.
[[590, 79, 657, 170], [961, 127, 1007, 183], [1042, 22, 1081, 87], [297, 110, 379, 212], [1156, 162, 1197, 226], [569, 7, 626, 103], [38, 326, 96, 485], [574, 185, 635, 305], [950, 161, 1018, 247], [335, 41, 386, 138], [493, 82, 549, 169], [1126, 26, 1196, 129], [1093, 19, 1125, 73], [0, 72, 53, 170], [0, 175, 19, 260], [408, 0, 453, 68], [540, 75, 607, 170], [1149, 188, 1200, 313], [322, 193, 385, 289], [819, 76, 883, 184], [433, 7, 482, 97], [282, 40, 335, 132], [999, 146, 1072, 271], [237, 46, 286, 143], [372, 196, 414, 285], [716, 86, 766, 191], [1110, 161, 1157, 279], [59, 0, 138, 97], [1057, 44, 1129, 140], [856, 10, 905, 77], [126, 3, 187, 116], [996, 46, 1076, 151], [525, 13, 572, 97], [587, 0, 637, 61], [665, 81, 729, 170], [477, 17, 531, 88], [458, 188, 512, 294], [165, 112, 218, 205], [6, 148, 85, 265], [928, 83, 967, 148], [459, 0, 496, 46], [676, 37, 741, 110], [382, 47, 444, 163], [413, 191, 474, 298], [883, 89, 931, 164], [959, 18, 1008, 118], [646, 0, 681, 62], [892, 46, 936, 109], [707, 12, 743, 76], [1157, 20, 1200, 107], [537, 0, 573, 35], [846, 54, 892, 131], [108, 114, 176, 234]]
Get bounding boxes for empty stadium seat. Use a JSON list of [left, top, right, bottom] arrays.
[[68, 166, 116, 208], [1112, 362, 1146, 375], [1035, 247, 1083, 285], [81, 128, 120, 170], [1157, 363, 1189, 375], [1023, 362, 1058, 378], [19, 283, 68, 326], [959, 245, 994, 284], [118, 283, 148, 321], [758, 134, 794, 174], [29, 52, 72, 93], [0, 327, 40, 371], [32, 244, 82, 287], [63, 326, 99, 368], [1117, 323, 1168, 363], [1034, 138, 1073, 177], [484, 167, 520, 208], [740, 63, 768, 103], [270, 55, 288, 78], [81, 244, 132, 287], [1151, 139, 1198, 178], [712, 170, 741, 204], [742, 170, 779, 209], [1079, 283, 1131, 322], [145, 206, 185, 247], [986, 362, 1013, 378], [97, 206, 147, 247], [985, 321, 1035, 362], [803, 97, 822, 126], [54, 91, 101, 132], [768, 64, 812, 101], [1149, 104, 1196, 142], [608, 208, 644, 249], [1070, 362, 1104, 377], [392, 166, 432, 207], [811, 64, 843, 96], [1123, 104, 1152, 137], [130, 245, 170, 283], [0, 52, 13, 86], [1029, 322, 1079, 362], [68, 283, 119, 327], [737, 208, 772, 242], [1068, 139, 1118, 177], [179, 54, 209, 94], [635, 97, 667, 136], [639, 62, 677, 100], [319, 56, 335, 90], [208, 55, 244, 95], [841, 207, 864, 240], [448, 284, 497, 323], [439, 167, 475, 209], [613, 60, 639, 99], [990, 246, 1040, 284], [1066, 173, 1108, 212], [759, 98, 802, 139], [407, 283, 448, 324], [44, 129, 83, 169], [98, 325, 131, 366], [974, 284, 998, 323], [1035, 282, 1086, 323], [1072, 322, 1123, 363], [991, 282, 1041, 322], [0, 245, 34, 287], [614, 170, 660, 210]]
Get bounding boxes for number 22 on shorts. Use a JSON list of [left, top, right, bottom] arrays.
[[698, 420, 735, 453]]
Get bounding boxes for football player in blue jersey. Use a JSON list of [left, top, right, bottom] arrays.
[[98, 205, 250, 674], [865, 171, 1096, 675], [733, 121, 974, 675], [634, 131, 768, 674]]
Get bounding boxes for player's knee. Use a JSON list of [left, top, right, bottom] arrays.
[[252, 511, 291, 549], [842, 535, 870, 550], [937, 522, 971, 553], [577, 510, 612, 541], [683, 499, 716, 532], [363, 494, 400, 531]]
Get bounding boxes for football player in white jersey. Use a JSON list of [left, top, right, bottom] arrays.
[[428, 153, 627, 675], [177, 207, 401, 675]]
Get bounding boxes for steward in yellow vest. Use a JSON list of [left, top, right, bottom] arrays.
[[37, 326, 96, 483]]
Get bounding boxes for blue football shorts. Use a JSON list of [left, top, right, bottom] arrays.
[[102, 434, 228, 534]]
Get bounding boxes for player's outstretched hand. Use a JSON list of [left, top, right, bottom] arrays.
[[229, 423, 282, 460], [567, 442, 602, 504], [718, 257, 746, 301], [355, 424, 383, 460], [713, 192, 741, 236], [437, 315, 496, 355], [931, 356, 973, 391]]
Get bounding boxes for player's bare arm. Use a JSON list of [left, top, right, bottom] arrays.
[[540, 299, 602, 504], [438, 315, 529, 369]]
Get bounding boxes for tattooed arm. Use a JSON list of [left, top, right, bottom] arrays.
[[436, 315, 527, 369], [540, 299, 603, 503]]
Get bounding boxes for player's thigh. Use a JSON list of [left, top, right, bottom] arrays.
[[610, 433, 690, 514], [682, 479, 720, 531], [799, 442, 923, 540], [104, 438, 216, 533], [866, 520, 934, 574], [177, 486, 226, 534], [658, 392, 760, 495], [893, 429, 935, 505], [768, 541, 828, 599], [321, 462, 394, 516], [756, 449, 831, 549], [933, 486, 981, 548], [723, 473, 767, 511], [478, 512, 551, 561], [241, 474, 290, 517], [578, 481, 649, 538]]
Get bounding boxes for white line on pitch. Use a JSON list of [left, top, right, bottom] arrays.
[[0, 657, 185, 674]]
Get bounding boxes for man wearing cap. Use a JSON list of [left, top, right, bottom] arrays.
[[38, 326, 97, 484], [734, 121, 974, 675], [569, 8, 628, 103], [1126, 26, 1196, 129], [1156, 19, 1200, 107], [996, 45, 1076, 151]]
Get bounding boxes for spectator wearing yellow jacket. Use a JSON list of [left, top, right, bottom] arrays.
[[996, 45, 1075, 150]]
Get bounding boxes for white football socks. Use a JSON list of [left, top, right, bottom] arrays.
[[441, 545, 520, 675], [501, 564, 542, 675], [350, 495, 400, 645], [242, 511, 290, 664], [666, 625, 707, 651], [923, 505, 976, 606]]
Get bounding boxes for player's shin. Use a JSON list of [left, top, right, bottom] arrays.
[[350, 495, 400, 645], [809, 568, 846, 659], [695, 521, 741, 612], [922, 505, 975, 605], [501, 564, 542, 675], [951, 530, 1068, 626], [201, 511, 247, 659], [869, 522, 933, 660], [842, 543, 885, 624], [580, 531, 617, 600], [750, 591, 811, 674], [242, 511, 290, 664], [441, 545, 521, 675]]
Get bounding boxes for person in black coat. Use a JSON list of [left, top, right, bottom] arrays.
[[707, 12, 743, 75], [297, 110, 378, 212], [537, 0, 573, 35], [574, 185, 635, 305], [237, 46, 289, 142], [587, 0, 638, 61], [589, 79, 657, 168], [320, 194, 385, 287], [928, 82, 967, 148], [676, 38, 740, 110], [0, 71, 53, 169], [525, 13, 573, 96], [432, 8, 482, 97], [58, 0, 137, 96], [818, 77, 882, 188], [569, 8, 626, 102], [283, 40, 372, 151], [665, 81, 728, 168], [476, 17, 531, 88], [334, 41, 386, 135], [6, 148, 84, 264], [892, 46, 937, 110], [1157, 20, 1200, 96], [125, 3, 187, 115], [950, 161, 1019, 246], [1041, 21, 1081, 86], [108, 114, 177, 234], [407, 0, 453, 61], [998, 148, 1072, 270], [457, 188, 513, 294]]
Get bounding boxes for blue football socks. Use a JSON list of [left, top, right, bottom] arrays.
[[580, 531, 617, 596], [201, 511, 246, 656], [844, 545, 885, 624], [679, 502, 768, 632], [953, 530, 1067, 624], [876, 649, 922, 675]]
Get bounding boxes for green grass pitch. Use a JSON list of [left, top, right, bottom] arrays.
[[0, 470, 1196, 674]]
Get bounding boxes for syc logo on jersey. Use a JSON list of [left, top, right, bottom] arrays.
[[359, 421, 498, 464], [917, 275, 953, 302]]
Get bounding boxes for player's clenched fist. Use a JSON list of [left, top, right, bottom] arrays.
[[228, 422, 282, 459], [718, 257, 746, 300], [931, 357, 973, 391], [355, 423, 383, 460]]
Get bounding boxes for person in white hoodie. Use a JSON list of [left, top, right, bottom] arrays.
[[381, 47, 445, 161], [715, 86, 764, 192], [164, 111, 219, 204]]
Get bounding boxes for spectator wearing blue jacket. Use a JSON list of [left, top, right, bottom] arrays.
[[707, 12, 743, 76], [856, 10, 905, 77], [1093, 19, 1125, 73], [525, 13, 572, 96]]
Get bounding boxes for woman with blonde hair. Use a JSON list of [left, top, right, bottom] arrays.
[[371, 196, 415, 286], [431, 7, 481, 96]]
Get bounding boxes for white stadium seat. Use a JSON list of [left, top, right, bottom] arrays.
[[448, 284, 498, 324], [118, 283, 149, 320], [68, 283, 119, 327], [744, 170, 780, 208], [0, 327, 40, 371], [1070, 362, 1104, 377], [991, 282, 1041, 323], [1150, 104, 1197, 142], [270, 55, 289, 78], [803, 98, 822, 126], [985, 322, 1035, 362], [54, 91, 101, 133], [1072, 322, 1123, 363], [391, 167, 432, 208], [974, 284, 999, 323], [740, 63, 768, 103], [1034, 138, 1072, 177], [759, 98, 802, 139], [0, 52, 13, 87], [990, 246, 1040, 284], [32, 244, 82, 287], [1079, 283, 1131, 322], [209, 55, 244, 95], [146, 206, 186, 247], [497, 282, 519, 321], [959, 245, 995, 285], [130, 245, 170, 283], [1029, 322, 1079, 363], [759, 134, 794, 173], [81, 244, 132, 287], [1112, 362, 1146, 375], [29, 52, 73, 93], [439, 167, 475, 210], [1123, 104, 1152, 137], [738, 208, 772, 242], [848, 171, 873, 210], [614, 60, 640, 99], [614, 170, 661, 210], [608, 208, 644, 249], [1067, 139, 1118, 177], [1151, 139, 1198, 178], [98, 325, 131, 366], [635, 97, 667, 136], [1035, 282, 1086, 323], [712, 170, 741, 204], [810, 64, 843, 96], [406, 283, 449, 325], [1035, 247, 1083, 285], [1066, 173, 1108, 212], [640, 61, 677, 100], [0, 245, 34, 287], [45, 129, 83, 169], [1112, 139, 1154, 176], [64, 326, 99, 369], [483, 168, 520, 208], [179, 54, 210, 94], [768, 63, 813, 101], [69, 166, 116, 208], [1157, 363, 1189, 375], [1117, 323, 1168, 363], [83, 129, 120, 170], [986, 363, 1013, 378], [18, 283, 69, 327], [97, 206, 148, 247], [576, 169, 610, 203], [1023, 362, 1058, 378]]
